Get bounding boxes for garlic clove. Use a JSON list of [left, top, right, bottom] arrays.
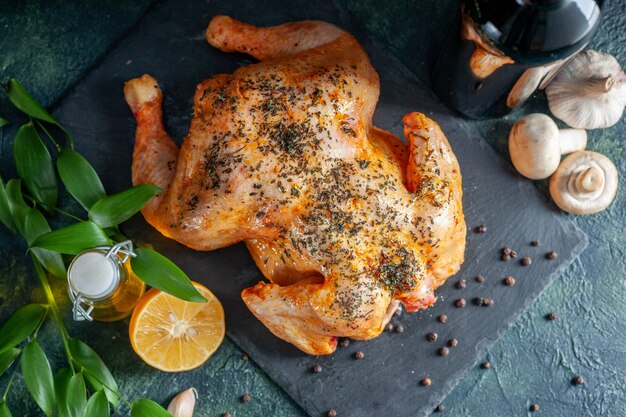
[[549, 151, 618, 215], [546, 50, 626, 129], [167, 388, 198, 417]]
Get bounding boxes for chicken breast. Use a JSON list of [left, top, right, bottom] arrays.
[[124, 16, 465, 355]]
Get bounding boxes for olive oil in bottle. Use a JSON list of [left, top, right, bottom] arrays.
[[67, 241, 145, 322]]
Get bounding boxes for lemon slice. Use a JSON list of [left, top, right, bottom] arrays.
[[129, 282, 225, 372]]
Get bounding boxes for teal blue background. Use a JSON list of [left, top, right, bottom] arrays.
[[1, 1, 625, 416]]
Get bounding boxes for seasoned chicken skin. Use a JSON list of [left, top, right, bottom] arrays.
[[124, 16, 465, 355]]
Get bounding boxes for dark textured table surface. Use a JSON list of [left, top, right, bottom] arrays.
[[1, 1, 625, 416]]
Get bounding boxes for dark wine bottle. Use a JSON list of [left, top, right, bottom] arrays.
[[432, 0, 603, 119]]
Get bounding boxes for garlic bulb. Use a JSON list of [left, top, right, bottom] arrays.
[[546, 50, 626, 129], [167, 388, 198, 417]]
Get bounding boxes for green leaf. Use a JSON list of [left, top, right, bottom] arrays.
[[13, 122, 58, 212], [25, 208, 66, 278], [130, 399, 171, 417], [30, 221, 112, 255], [21, 340, 55, 417], [0, 177, 16, 234], [68, 339, 118, 408], [0, 117, 9, 128], [0, 401, 13, 417], [57, 148, 105, 211], [66, 373, 87, 417], [131, 247, 206, 302], [54, 368, 72, 417], [0, 348, 20, 376], [88, 184, 161, 228], [0, 304, 48, 352], [7, 79, 66, 132], [81, 390, 108, 417], [5, 179, 30, 236]]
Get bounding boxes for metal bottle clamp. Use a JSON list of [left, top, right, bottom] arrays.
[[68, 240, 136, 321]]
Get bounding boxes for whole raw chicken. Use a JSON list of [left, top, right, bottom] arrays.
[[124, 16, 466, 355]]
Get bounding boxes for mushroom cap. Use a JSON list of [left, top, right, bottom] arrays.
[[549, 151, 618, 215], [546, 50, 626, 129], [509, 113, 561, 180]]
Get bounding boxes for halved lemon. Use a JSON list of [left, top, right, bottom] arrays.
[[128, 282, 225, 372]]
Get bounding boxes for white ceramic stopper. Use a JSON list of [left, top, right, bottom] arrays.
[[68, 251, 119, 299]]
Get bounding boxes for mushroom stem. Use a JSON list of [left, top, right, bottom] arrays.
[[584, 75, 616, 93], [575, 166, 604, 193], [558, 129, 587, 155]]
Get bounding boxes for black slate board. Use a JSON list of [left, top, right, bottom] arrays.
[[52, 1, 588, 416]]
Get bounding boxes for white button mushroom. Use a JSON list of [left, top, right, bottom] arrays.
[[546, 50, 626, 129], [549, 151, 618, 215], [509, 113, 587, 180]]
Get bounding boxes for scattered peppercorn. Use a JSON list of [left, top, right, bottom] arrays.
[[327, 410, 337, 417], [475, 275, 485, 283], [385, 323, 394, 332], [501, 253, 511, 262], [455, 279, 467, 289], [354, 351, 365, 360], [481, 361, 491, 369], [242, 353, 249, 361], [312, 365, 322, 374], [448, 338, 458, 347], [395, 324, 404, 333], [547, 312, 558, 321], [222, 413, 232, 417], [546, 251, 558, 260], [572, 376, 585, 385], [339, 338, 350, 347], [521, 256, 532, 266], [241, 394, 251, 403], [474, 297, 484, 306], [532, 240, 541, 247], [438, 347, 450, 357], [454, 298, 466, 308], [426, 332, 438, 342], [482, 298, 494, 307], [503, 276, 516, 286], [421, 377, 432, 386], [475, 225, 487, 233], [502, 247, 512, 255], [435, 404, 445, 412], [438, 314, 448, 323], [510, 250, 518, 258], [530, 403, 540, 412]]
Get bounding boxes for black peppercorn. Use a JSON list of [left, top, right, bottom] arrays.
[[474, 297, 484, 306], [395, 324, 404, 333], [455, 279, 466, 289], [241, 394, 251, 403], [482, 298, 494, 307], [426, 332, 438, 342], [354, 351, 365, 360], [242, 353, 249, 361], [438, 314, 448, 323], [503, 276, 516, 286], [532, 240, 541, 247], [454, 298, 466, 308], [501, 253, 511, 262], [573, 376, 584, 385], [312, 365, 322, 374], [481, 361, 491, 369], [327, 410, 337, 417], [547, 251, 558, 260], [385, 323, 394, 332], [530, 403, 540, 412], [421, 377, 432, 386], [435, 404, 445, 412], [339, 338, 350, 347], [521, 256, 532, 266], [547, 312, 558, 321], [438, 347, 449, 357], [475, 275, 485, 283], [475, 225, 487, 233], [448, 338, 458, 347]]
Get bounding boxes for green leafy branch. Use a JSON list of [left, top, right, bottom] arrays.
[[0, 79, 193, 416]]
